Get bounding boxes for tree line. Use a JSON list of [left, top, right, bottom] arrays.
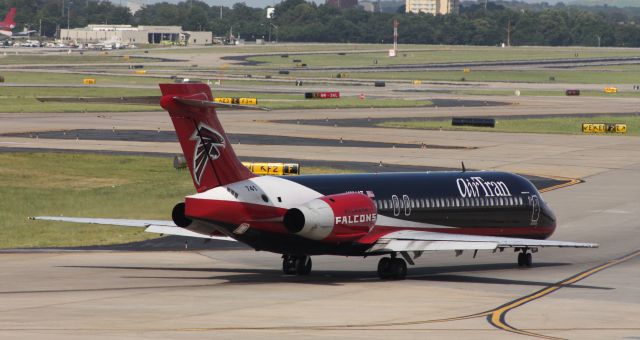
[[1, 0, 639, 47]]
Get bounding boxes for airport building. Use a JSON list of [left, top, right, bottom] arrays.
[[405, 0, 459, 15], [60, 25, 212, 46]]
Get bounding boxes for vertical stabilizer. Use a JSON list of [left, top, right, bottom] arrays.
[[1, 8, 16, 29], [159, 83, 255, 192]]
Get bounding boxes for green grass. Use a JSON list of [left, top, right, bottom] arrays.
[[0, 54, 160, 65], [0, 87, 161, 113], [0, 71, 167, 85], [0, 152, 347, 248], [263, 98, 431, 110], [0, 84, 430, 112], [451, 89, 640, 98], [149, 43, 401, 54], [299, 69, 640, 84], [247, 46, 640, 68], [377, 114, 640, 135]]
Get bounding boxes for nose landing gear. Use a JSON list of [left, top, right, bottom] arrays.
[[282, 255, 312, 275], [377, 256, 407, 280]]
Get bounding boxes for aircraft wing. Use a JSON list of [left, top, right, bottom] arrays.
[[30, 216, 236, 241], [367, 230, 598, 253]]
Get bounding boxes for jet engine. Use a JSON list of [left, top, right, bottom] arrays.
[[172, 202, 229, 238], [283, 192, 377, 242], [172, 202, 192, 227]]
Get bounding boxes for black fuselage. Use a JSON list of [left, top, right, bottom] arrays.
[[207, 171, 556, 256]]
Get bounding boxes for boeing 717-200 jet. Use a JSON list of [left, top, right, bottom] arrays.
[[34, 83, 597, 280]]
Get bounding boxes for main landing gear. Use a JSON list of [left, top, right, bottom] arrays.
[[517, 249, 533, 267], [377, 256, 407, 280], [282, 255, 312, 276]]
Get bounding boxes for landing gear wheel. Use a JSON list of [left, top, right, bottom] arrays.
[[377, 257, 407, 280], [295, 256, 312, 275], [282, 255, 312, 275], [282, 255, 297, 275], [517, 252, 525, 267], [377, 257, 392, 279], [524, 253, 533, 267], [389, 258, 407, 280]]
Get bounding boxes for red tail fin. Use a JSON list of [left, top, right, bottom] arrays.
[[1, 8, 16, 29], [159, 83, 255, 192]]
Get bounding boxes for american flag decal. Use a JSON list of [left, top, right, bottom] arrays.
[[190, 123, 225, 185]]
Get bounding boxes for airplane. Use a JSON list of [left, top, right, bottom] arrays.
[[0, 8, 16, 41], [12, 27, 38, 38], [33, 83, 598, 280]]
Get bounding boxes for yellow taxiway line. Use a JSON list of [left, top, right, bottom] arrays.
[[487, 249, 640, 339]]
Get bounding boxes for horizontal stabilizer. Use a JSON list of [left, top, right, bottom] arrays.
[[173, 97, 271, 111], [30, 216, 236, 241]]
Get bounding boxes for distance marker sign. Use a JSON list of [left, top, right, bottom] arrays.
[[582, 123, 627, 134], [214, 97, 258, 105]]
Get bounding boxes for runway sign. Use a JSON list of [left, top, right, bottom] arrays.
[[582, 123, 627, 134], [214, 97, 258, 105], [604, 87, 618, 93], [242, 162, 300, 175], [565, 89, 580, 96], [83, 78, 96, 85], [304, 92, 340, 99]]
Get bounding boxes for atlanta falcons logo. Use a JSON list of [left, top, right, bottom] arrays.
[[190, 123, 225, 185]]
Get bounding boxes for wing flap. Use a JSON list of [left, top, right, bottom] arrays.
[[368, 230, 598, 253], [145, 225, 235, 241], [370, 239, 498, 252]]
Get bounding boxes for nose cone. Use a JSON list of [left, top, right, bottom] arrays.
[[541, 201, 557, 237]]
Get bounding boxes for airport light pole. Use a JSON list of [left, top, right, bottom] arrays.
[[66, 6, 70, 41], [272, 24, 278, 43]]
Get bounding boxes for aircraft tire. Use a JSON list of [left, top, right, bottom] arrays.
[[295, 256, 312, 275], [390, 258, 407, 280], [282, 255, 297, 275], [377, 257, 392, 279], [517, 252, 525, 267], [525, 253, 533, 267]]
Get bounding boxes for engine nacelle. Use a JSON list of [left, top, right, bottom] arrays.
[[172, 202, 229, 238], [283, 192, 377, 242], [172, 202, 192, 227]]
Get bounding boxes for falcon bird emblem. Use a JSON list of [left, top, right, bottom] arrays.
[[190, 123, 225, 185]]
